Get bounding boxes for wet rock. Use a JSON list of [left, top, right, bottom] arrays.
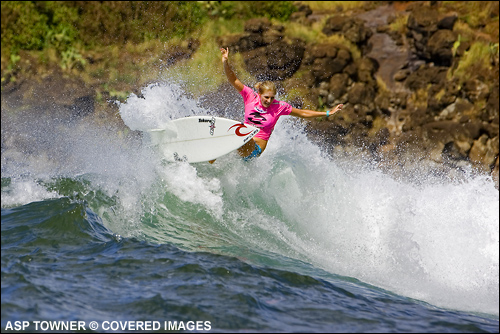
[[218, 19, 305, 81], [407, 6, 439, 37], [244, 18, 272, 33], [486, 82, 499, 117], [469, 134, 499, 171], [426, 29, 457, 66], [322, 15, 349, 34], [329, 73, 349, 100], [463, 78, 491, 103], [307, 44, 352, 82], [405, 65, 448, 90], [357, 57, 379, 83], [262, 29, 284, 45], [238, 33, 266, 52], [438, 14, 458, 30], [2, 66, 95, 120], [290, 2, 313, 24], [245, 40, 305, 81], [492, 157, 499, 189], [322, 16, 373, 45], [348, 82, 376, 106], [393, 69, 410, 81], [69, 95, 94, 118]]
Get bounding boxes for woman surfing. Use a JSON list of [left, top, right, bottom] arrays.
[[218, 47, 343, 161]]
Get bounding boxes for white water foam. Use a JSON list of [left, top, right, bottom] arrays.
[[261, 118, 499, 315], [118, 82, 201, 131], [1, 179, 61, 207]]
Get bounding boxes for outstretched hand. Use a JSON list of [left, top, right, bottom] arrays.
[[332, 104, 343, 114], [220, 47, 244, 92], [220, 47, 229, 62]]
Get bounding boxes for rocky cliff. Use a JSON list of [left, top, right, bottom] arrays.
[[217, 2, 499, 186]]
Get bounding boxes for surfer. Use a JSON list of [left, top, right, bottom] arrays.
[[219, 47, 343, 161]]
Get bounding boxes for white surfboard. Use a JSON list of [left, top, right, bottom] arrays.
[[145, 116, 260, 163]]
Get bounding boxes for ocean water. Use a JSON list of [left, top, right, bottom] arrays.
[[2, 82, 499, 333]]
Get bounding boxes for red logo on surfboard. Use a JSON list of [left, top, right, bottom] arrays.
[[228, 124, 253, 137]]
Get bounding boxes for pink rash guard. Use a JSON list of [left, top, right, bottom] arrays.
[[240, 86, 293, 141]]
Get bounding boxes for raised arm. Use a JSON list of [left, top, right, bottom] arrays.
[[290, 104, 343, 118], [221, 48, 245, 93]]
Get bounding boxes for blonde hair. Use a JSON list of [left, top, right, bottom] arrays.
[[254, 81, 276, 95]]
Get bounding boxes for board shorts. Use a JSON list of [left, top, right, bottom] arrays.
[[243, 142, 262, 161]]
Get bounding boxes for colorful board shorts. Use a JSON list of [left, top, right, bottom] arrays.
[[243, 143, 262, 161]]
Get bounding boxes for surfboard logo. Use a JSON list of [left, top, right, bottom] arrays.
[[199, 117, 216, 136], [209, 117, 216, 136], [228, 123, 253, 137]]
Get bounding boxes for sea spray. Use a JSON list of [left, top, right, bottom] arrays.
[[1, 106, 160, 238], [271, 122, 498, 315], [1, 178, 60, 207], [118, 82, 202, 131]]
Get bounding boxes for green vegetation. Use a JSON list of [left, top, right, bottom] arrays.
[[450, 40, 499, 84], [1, 1, 296, 103], [306, 1, 369, 12], [1, 1, 498, 106], [199, 1, 297, 21], [445, 2, 499, 85], [1, 1, 297, 55], [442, 1, 499, 33], [388, 14, 409, 36], [1, 1, 299, 97], [1, 1, 79, 53]]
